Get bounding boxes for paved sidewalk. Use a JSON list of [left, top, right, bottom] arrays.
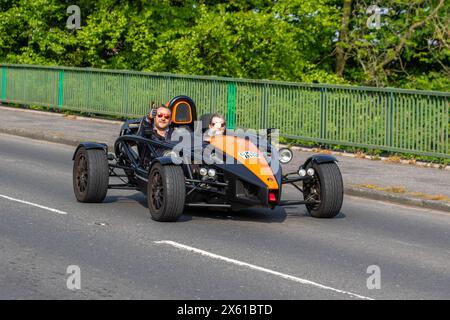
[[1, 105, 449, 211]]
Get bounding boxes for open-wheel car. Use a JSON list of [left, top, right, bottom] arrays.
[[72, 96, 344, 222]]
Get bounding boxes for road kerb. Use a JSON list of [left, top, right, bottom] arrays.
[[345, 186, 450, 213]]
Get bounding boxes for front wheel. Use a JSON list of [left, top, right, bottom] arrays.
[[148, 163, 186, 222], [303, 162, 343, 218], [73, 148, 109, 203]]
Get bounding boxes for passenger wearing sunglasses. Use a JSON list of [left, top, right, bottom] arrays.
[[204, 113, 226, 142]]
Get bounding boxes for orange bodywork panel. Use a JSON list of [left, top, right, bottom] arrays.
[[209, 135, 279, 190]]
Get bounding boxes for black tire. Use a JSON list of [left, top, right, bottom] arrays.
[[303, 162, 343, 218], [147, 163, 186, 222], [73, 148, 109, 203]]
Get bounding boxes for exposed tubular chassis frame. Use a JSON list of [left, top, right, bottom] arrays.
[[107, 133, 319, 207]]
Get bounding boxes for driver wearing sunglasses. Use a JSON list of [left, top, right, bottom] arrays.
[[138, 105, 174, 141], [137, 105, 176, 165]]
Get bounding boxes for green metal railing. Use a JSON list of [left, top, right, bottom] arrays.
[[0, 63, 449, 158]]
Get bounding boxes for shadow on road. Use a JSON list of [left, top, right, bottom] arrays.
[[104, 193, 145, 205], [183, 206, 288, 223], [103, 193, 346, 222]]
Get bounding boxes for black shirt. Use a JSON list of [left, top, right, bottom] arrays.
[[137, 117, 174, 158]]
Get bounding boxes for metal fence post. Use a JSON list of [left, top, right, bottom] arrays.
[[226, 82, 236, 129], [165, 75, 171, 102], [320, 87, 327, 140], [57, 70, 64, 108], [1, 66, 6, 103], [262, 83, 269, 129], [445, 98, 449, 155], [124, 74, 129, 116], [385, 92, 394, 147]]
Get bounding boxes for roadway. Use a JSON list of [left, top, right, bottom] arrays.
[[0, 133, 449, 299]]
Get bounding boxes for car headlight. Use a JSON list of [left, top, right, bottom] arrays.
[[207, 168, 216, 177], [199, 168, 208, 176], [279, 148, 293, 164]]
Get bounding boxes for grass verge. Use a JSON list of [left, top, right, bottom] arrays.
[[353, 184, 450, 202]]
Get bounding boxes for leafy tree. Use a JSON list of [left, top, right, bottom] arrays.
[[0, 0, 447, 90], [334, 0, 449, 89]]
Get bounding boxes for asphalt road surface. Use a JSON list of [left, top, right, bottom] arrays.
[[0, 133, 449, 300]]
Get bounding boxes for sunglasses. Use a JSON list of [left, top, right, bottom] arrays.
[[157, 113, 170, 120], [213, 122, 225, 128]]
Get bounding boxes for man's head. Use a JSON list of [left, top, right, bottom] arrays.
[[154, 106, 172, 131], [209, 113, 226, 135]]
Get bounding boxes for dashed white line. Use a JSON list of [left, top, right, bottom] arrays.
[[154, 240, 374, 300], [0, 194, 67, 215]]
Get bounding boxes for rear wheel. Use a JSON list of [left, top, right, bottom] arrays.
[[303, 162, 343, 218], [148, 163, 185, 222], [73, 148, 109, 203]]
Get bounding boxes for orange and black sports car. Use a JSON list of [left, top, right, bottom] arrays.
[[72, 96, 343, 222]]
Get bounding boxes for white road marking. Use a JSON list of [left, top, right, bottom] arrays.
[[155, 240, 374, 300], [0, 194, 67, 215]]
